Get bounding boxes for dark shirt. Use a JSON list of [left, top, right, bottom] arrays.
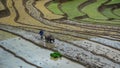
[[39, 30, 44, 36]]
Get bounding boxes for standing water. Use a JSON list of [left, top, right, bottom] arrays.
[[0, 37, 85, 68]]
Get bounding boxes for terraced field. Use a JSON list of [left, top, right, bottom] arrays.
[[106, 0, 120, 5], [0, 1, 5, 11], [100, 6, 120, 20], [113, 8, 120, 17], [0, 0, 120, 68]]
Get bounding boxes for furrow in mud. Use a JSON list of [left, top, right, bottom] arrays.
[[0, 25, 120, 68], [0, 45, 41, 68], [1, 24, 120, 64], [20, 26, 120, 64]]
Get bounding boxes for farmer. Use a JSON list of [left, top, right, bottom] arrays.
[[39, 29, 44, 39]]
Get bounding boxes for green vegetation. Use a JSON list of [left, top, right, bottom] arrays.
[[61, 0, 86, 19], [52, 0, 73, 3], [78, 18, 120, 26], [113, 8, 120, 16], [47, 0, 120, 26], [101, 8, 120, 19], [50, 52, 62, 58], [48, 0, 120, 26], [106, 0, 120, 5], [47, 2, 64, 15], [81, 0, 108, 20]]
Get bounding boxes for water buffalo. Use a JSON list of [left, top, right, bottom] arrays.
[[45, 34, 55, 43]]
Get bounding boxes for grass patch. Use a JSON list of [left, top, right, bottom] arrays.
[[61, 0, 86, 19], [101, 7, 120, 19], [77, 18, 120, 26], [47, 2, 64, 15], [113, 8, 120, 16], [106, 0, 120, 5], [81, 0, 108, 19]]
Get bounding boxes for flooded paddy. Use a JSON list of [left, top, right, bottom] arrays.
[[0, 37, 85, 68]]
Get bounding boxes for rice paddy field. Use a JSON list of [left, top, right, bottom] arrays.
[[0, 0, 120, 68]]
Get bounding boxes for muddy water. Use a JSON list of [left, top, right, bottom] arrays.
[[0, 48, 36, 68], [90, 37, 120, 49], [0, 30, 17, 41], [0, 37, 85, 68]]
